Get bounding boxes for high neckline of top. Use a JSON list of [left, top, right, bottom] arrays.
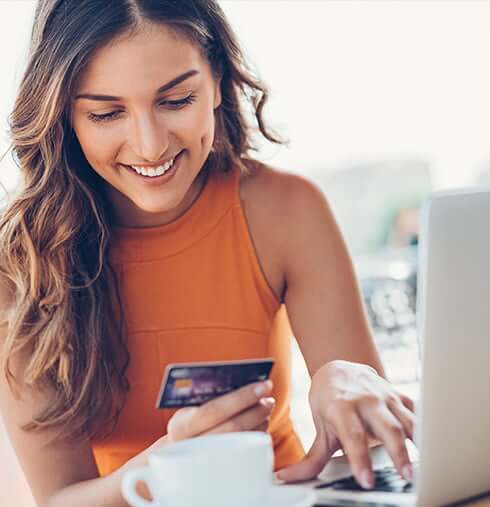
[[109, 165, 239, 262]]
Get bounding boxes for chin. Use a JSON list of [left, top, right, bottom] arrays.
[[137, 202, 175, 215]]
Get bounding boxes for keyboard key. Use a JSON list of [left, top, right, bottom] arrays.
[[316, 466, 416, 494]]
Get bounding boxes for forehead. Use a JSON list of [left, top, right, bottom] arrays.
[[75, 22, 209, 96]]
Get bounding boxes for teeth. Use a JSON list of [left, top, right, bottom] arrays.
[[130, 157, 175, 177]]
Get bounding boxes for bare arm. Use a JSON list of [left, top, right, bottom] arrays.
[[0, 345, 136, 507], [280, 174, 385, 378], [44, 440, 166, 507], [271, 172, 414, 485]]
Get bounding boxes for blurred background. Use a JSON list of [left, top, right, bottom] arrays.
[[2, 1, 490, 505]]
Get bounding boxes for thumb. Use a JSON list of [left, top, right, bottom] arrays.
[[275, 430, 332, 483], [167, 407, 197, 441]]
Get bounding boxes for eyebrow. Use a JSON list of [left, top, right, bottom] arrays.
[[74, 69, 200, 101]]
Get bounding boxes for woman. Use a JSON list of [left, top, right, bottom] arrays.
[[0, 1, 415, 506]]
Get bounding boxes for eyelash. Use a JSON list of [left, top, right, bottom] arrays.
[[87, 93, 197, 123]]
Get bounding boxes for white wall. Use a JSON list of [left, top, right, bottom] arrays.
[[220, 0, 490, 189]]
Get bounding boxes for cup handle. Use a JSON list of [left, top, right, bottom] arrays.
[[121, 467, 158, 507]]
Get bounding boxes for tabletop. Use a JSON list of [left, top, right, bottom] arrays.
[[312, 492, 490, 507], [462, 494, 490, 507]]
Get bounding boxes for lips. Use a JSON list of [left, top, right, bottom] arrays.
[[118, 149, 184, 184], [129, 158, 175, 177], [120, 150, 184, 173]]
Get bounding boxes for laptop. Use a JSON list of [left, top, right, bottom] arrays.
[[296, 187, 490, 506]]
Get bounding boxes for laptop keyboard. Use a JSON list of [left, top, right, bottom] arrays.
[[316, 466, 416, 494]]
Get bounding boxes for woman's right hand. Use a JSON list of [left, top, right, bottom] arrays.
[[165, 379, 275, 443]]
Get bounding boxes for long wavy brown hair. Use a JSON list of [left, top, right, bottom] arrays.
[[0, 0, 284, 442]]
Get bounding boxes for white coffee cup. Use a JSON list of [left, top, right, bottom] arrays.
[[121, 431, 274, 507]]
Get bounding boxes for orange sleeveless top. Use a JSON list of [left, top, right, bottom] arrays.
[[90, 165, 305, 475]]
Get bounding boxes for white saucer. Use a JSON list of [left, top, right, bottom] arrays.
[[264, 485, 317, 507], [151, 485, 317, 507]]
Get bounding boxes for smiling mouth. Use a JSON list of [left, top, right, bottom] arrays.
[[121, 150, 184, 177]]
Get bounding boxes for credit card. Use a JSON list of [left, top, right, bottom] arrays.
[[156, 358, 274, 409]]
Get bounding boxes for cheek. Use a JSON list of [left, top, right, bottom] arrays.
[[173, 100, 216, 146], [73, 122, 121, 169]]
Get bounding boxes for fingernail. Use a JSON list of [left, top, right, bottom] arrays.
[[402, 464, 413, 483], [274, 471, 285, 482], [254, 380, 272, 396], [360, 470, 374, 489], [262, 397, 276, 407]]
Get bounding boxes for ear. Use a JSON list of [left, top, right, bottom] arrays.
[[213, 78, 222, 109]]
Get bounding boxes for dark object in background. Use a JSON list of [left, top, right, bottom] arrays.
[[356, 246, 418, 350]]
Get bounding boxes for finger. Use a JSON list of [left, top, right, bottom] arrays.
[[254, 420, 270, 432], [205, 397, 275, 435], [387, 397, 415, 441], [167, 407, 198, 441], [171, 380, 273, 438], [365, 403, 413, 482], [328, 404, 374, 489], [275, 429, 331, 483], [398, 392, 415, 413]]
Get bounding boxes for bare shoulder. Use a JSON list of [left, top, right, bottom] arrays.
[[239, 159, 334, 241], [240, 158, 323, 202], [238, 159, 336, 300], [241, 157, 326, 207]]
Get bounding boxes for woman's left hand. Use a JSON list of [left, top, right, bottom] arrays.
[[276, 360, 415, 489]]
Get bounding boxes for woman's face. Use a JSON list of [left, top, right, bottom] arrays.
[[71, 22, 221, 227]]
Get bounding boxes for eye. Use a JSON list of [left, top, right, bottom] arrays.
[[159, 93, 197, 109], [87, 110, 123, 123], [85, 93, 197, 124]]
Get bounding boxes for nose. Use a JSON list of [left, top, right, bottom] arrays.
[[129, 113, 169, 162]]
